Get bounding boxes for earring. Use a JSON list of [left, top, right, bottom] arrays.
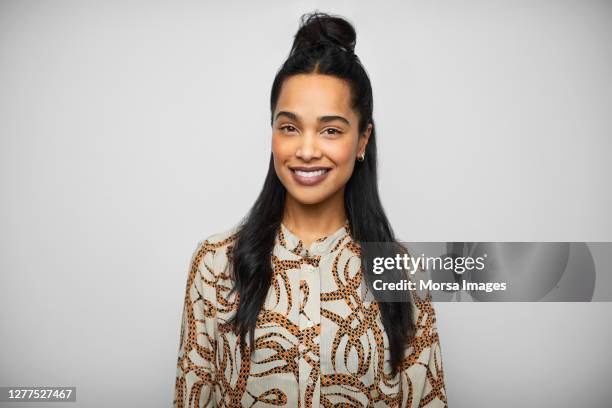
[[357, 152, 365, 162]]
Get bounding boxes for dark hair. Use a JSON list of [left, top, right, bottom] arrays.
[[229, 10, 415, 376]]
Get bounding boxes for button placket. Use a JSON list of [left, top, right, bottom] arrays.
[[276, 221, 351, 407], [309, 263, 321, 408], [297, 258, 321, 408]]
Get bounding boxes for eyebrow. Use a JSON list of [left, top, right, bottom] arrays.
[[274, 111, 351, 126]]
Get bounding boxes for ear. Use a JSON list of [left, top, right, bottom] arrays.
[[357, 123, 373, 156]]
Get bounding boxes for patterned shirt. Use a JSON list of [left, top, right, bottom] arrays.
[[174, 219, 447, 407]]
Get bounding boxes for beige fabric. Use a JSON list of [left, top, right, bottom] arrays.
[[174, 220, 447, 407]]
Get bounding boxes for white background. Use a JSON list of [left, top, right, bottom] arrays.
[[1, 0, 611, 406]]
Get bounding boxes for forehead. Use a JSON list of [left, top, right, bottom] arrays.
[[275, 74, 354, 120]]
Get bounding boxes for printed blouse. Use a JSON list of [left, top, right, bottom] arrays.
[[174, 220, 447, 407]]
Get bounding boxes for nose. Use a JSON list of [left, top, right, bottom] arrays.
[[295, 131, 322, 161]]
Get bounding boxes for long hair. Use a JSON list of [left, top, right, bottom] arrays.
[[229, 11, 415, 376]]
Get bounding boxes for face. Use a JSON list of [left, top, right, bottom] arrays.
[[271, 74, 372, 206]]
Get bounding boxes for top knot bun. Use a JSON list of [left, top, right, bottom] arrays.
[[290, 11, 357, 56]]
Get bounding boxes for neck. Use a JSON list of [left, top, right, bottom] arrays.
[[282, 187, 347, 247]]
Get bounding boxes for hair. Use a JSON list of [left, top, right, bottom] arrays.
[[229, 10, 415, 376]]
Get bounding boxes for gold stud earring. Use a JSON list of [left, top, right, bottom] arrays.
[[357, 152, 365, 162]]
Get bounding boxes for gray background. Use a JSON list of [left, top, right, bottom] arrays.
[[1, 0, 611, 407]]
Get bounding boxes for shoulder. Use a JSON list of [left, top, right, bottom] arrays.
[[189, 223, 241, 280], [201, 223, 241, 249]]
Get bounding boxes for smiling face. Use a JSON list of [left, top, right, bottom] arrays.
[[272, 74, 372, 206]]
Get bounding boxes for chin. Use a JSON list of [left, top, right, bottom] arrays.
[[283, 182, 339, 204], [287, 190, 330, 206]]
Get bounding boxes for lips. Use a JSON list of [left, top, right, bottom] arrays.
[[289, 166, 331, 186]]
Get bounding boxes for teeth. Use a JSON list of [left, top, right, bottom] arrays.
[[294, 169, 328, 177]]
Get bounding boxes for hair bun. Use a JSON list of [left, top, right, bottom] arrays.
[[290, 11, 357, 56]]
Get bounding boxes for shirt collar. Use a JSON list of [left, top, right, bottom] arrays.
[[276, 218, 352, 258]]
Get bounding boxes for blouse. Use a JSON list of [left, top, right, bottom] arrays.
[[174, 219, 447, 407]]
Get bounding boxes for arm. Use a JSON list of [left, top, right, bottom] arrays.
[[174, 240, 218, 408], [401, 293, 448, 408]]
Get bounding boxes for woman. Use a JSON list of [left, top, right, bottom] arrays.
[[174, 11, 447, 408]]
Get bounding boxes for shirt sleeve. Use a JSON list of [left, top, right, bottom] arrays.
[[401, 293, 448, 407], [174, 240, 218, 408]]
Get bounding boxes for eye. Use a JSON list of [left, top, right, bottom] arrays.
[[280, 125, 298, 134], [323, 128, 343, 136]]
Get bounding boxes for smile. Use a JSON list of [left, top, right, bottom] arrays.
[[294, 169, 328, 177], [289, 166, 331, 186]]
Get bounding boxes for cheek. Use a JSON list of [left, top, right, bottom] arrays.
[[271, 135, 293, 179], [326, 139, 357, 169], [271, 134, 292, 159], [271, 136, 286, 169]]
